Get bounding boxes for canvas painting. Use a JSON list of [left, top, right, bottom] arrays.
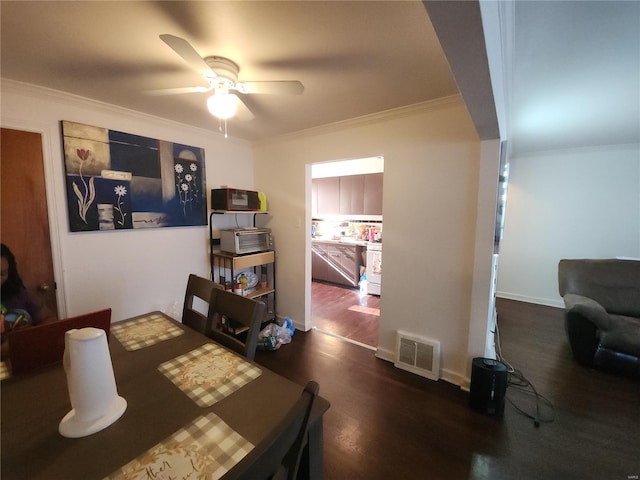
[[61, 121, 206, 231]]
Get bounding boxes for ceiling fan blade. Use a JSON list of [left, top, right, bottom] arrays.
[[235, 96, 255, 121], [241, 80, 304, 95], [160, 34, 213, 77], [144, 86, 212, 96]]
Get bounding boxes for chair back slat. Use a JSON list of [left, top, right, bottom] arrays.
[[182, 274, 222, 334]]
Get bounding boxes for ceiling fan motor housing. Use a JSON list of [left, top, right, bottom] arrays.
[[204, 56, 239, 85]]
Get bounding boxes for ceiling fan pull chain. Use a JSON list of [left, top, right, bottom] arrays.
[[217, 118, 229, 139]]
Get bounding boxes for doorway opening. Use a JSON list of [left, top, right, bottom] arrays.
[[310, 156, 383, 348], [311, 281, 380, 349]]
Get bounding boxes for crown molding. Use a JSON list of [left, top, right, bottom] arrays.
[[0, 79, 251, 146], [254, 94, 465, 147]]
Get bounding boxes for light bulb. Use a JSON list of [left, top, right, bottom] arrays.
[[207, 91, 239, 120]]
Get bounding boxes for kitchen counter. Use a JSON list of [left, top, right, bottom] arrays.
[[312, 237, 369, 247]]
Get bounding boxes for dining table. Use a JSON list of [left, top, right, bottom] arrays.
[[1, 311, 330, 480]]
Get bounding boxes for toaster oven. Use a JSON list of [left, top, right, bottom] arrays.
[[220, 228, 273, 255]]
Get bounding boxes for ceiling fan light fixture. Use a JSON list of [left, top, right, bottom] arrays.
[[207, 91, 239, 120]]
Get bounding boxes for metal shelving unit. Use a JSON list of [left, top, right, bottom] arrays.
[[209, 210, 276, 323]]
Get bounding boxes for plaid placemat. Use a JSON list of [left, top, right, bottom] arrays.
[[112, 313, 184, 351], [158, 343, 262, 407], [103, 412, 253, 480], [0, 361, 10, 380]]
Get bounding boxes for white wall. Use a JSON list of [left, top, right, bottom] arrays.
[[497, 143, 640, 307], [2, 80, 500, 385], [253, 97, 490, 384], [467, 139, 501, 376], [1, 80, 254, 321]]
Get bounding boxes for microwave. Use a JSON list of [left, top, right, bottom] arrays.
[[211, 188, 261, 211], [220, 228, 273, 255]]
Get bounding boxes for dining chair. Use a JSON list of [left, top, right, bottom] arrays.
[[7, 308, 112, 375], [181, 274, 222, 334], [207, 288, 266, 361], [223, 380, 320, 480]]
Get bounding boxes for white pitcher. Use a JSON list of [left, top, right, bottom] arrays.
[[59, 327, 127, 438]]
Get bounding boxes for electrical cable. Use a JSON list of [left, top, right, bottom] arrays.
[[494, 312, 556, 427], [505, 368, 555, 427]]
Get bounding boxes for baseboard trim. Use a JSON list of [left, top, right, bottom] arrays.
[[375, 346, 395, 362], [496, 292, 563, 308], [441, 369, 466, 388], [313, 327, 376, 351], [376, 346, 467, 388]]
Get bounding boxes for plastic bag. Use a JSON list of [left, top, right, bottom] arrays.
[[258, 318, 294, 350], [282, 316, 295, 337]]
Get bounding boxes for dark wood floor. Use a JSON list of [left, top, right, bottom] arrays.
[[311, 281, 380, 347], [255, 297, 640, 480]]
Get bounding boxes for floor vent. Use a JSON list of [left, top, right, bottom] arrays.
[[395, 331, 440, 381]]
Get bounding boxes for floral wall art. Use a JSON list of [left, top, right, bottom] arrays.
[[61, 121, 206, 232]]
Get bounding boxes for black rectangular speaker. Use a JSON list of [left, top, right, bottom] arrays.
[[469, 357, 508, 415], [211, 188, 260, 211]]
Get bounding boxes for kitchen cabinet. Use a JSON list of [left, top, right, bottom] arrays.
[[313, 173, 382, 216], [339, 175, 365, 215], [311, 179, 318, 217], [312, 244, 342, 285], [311, 245, 330, 281], [364, 173, 383, 215], [311, 241, 364, 287], [315, 177, 340, 215]]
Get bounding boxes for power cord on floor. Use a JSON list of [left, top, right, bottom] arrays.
[[505, 368, 555, 427], [494, 313, 556, 427]]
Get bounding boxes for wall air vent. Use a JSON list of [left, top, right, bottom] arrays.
[[395, 331, 440, 381]]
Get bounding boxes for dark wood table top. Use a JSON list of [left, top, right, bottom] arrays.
[[1, 311, 329, 479]]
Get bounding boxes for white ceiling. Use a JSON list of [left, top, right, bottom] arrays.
[[0, 1, 459, 142], [509, 1, 640, 155], [1, 1, 638, 154]]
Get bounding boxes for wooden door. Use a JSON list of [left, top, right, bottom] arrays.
[[1, 128, 58, 319]]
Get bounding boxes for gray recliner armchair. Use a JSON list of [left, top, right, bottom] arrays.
[[558, 258, 640, 377]]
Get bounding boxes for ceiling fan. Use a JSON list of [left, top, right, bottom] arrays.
[[150, 34, 304, 131]]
